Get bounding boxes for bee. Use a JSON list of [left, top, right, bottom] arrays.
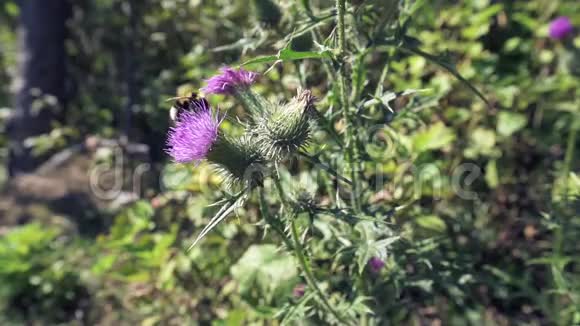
[[167, 93, 199, 123]]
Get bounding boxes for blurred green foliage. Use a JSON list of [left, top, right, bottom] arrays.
[[0, 0, 579, 325], [0, 224, 89, 324]]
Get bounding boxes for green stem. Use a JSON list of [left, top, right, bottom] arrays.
[[350, 49, 370, 103], [234, 88, 267, 118], [273, 177, 351, 324], [562, 119, 578, 204], [550, 113, 579, 320], [273, 176, 288, 208], [298, 151, 352, 185], [336, 0, 361, 212], [259, 189, 294, 250], [290, 218, 351, 325], [294, 62, 306, 88], [336, 0, 346, 55]]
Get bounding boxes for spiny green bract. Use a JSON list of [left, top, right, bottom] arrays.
[[292, 189, 317, 215], [235, 88, 270, 119], [206, 133, 266, 189], [257, 89, 316, 161]]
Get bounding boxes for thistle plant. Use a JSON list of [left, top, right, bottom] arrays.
[[170, 70, 354, 322], [166, 0, 497, 323], [2, 0, 576, 325]]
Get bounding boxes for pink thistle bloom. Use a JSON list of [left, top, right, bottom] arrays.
[[549, 16, 574, 39], [166, 97, 221, 163], [293, 283, 306, 298], [368, 256, 385, 274], [201, 67, 258, 95]]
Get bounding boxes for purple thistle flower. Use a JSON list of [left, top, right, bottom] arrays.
[[549, 16, 574, 40], [293, 283, 306, 298], [166, 97, 221, 163], [368, 256, 385, 274], [201, 67, 258, 95]]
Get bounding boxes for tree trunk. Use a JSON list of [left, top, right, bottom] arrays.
[[7, 0, 70, 176]]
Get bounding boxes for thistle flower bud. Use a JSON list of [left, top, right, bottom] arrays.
[[368, 257, 385, 274], [293, 190, 317, 214], [166, 95, 265, 189], [252, 0, 282, 27], [257, 89, 316, 160], [207, 133, 266, 189]]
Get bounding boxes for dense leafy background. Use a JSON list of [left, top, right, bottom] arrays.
[[0, 0, 579, 324]]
